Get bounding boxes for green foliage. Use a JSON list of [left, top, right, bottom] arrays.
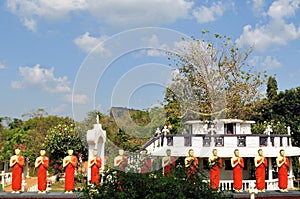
[[251, 120, 288, 134], [0, 129, 29, 160], [79, 165, 230, 199], [266, 76, 278, 102], [43, 123, 88, 174], [254, 81, 300, 145]]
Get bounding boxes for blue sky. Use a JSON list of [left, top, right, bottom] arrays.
[[0, 0, 300, 121]]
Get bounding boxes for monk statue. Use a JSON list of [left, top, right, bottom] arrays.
[[276, 149, 290, 192], [231, 149, 244, 192], [184, 149, 198, 179], [254, 149, 267, 192], [10, 148, 25, 193], [35, 149, 49, 193], [88, 149, 102, 184], [63, 149, 78, 193], [162, 149, 176, 177], [208, 149, 222, 190]]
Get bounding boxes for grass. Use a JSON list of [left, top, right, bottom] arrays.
[[50, 178, 86, 192]]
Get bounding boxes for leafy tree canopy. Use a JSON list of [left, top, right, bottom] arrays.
[[164, 30, 266, 130]]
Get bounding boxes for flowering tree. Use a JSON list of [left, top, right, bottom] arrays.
[[43, 123, 88, 174]]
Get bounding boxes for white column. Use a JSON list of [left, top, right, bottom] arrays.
[[1, 171, 4, 189], [268, 158, 273, 180], [267, 157, 273, 190], [288, 157, 294, 188]]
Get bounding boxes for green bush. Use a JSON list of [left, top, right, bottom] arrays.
[[79, 164, 231, 199]]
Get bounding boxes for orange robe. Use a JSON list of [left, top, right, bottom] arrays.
[[233, 157, 244, 190], [186, 156, 198, 178], [116, 156, 128, 172], [141, 157, 152, 174], [163, 156, 176, 177], [64, 156, 78, 191], [210, 157, 222, 189], [90, 157, 102, 184], [11, 155, 25, 191], [278, 157, 290, 189], [255, 157, 267, 190], [37, 156, 49, 191], [115, 156, 128, 190]]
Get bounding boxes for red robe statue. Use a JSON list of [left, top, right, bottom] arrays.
[[232, 157, 244, 190], [63, 155, 78, 191], [115, 156, 128, 172], [185, 156, 198, 178], [163, 156, 176, 177], [90, 157, 102, 184], [209, 157, 222, 189], [140, 157, 152, 174], [278, 157, 290, 189], [255, 157, 267, 190], [10, 155, 25, 191], [114, 155, 128, 190], [36, 156, 49, 191]]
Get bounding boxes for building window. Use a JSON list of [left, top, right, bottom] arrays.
[[215, 136, 224, 147], [224, 123, 236, 134], [203, 136, 211, 147], [259, 136, 268, 147], [237, 136, 246, 147]]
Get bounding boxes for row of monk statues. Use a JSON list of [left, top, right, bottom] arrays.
[[8, 147, 290, 193], [9, 148, 94, 194], [113, 147, 290, 193], [184, 148, 290, 193]]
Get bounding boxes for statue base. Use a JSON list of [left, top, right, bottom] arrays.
[[0, 192, 84, 198]]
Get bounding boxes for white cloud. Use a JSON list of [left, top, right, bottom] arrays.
[[236, 0, 300, 52], [247, 0, 266, 16], [63, 94, 89, 104], [51, 104, 68, 115], [192, 1, 227, 24], [268, 0, 300, 19], [11, 64, 71, 93], [249, 55, 281, 70], [0, 63, 6, 69], [6, 0, 88, 31], [22, 18, 37, 32], [142, 34, 170, 56], [87, 0, 193, 27], [261, 56, 281, 69], [6, 0, 193, 31], [73, 32, 111, 55], [11, 81, 23, 89]]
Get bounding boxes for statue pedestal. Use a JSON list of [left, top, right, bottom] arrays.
[[86, 124, 106, 183]]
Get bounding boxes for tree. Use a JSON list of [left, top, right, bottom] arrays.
[[254, 76, 279, 122], [21, 108, 48, 119], [43, 123, 88, 174], [165, 31, 266, 127], [266, 76, 278, 101]]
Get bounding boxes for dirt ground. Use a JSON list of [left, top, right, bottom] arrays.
[[4, 176, 38, 192]]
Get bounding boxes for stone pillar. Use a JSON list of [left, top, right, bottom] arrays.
[[267, 157, 273, 190], [268, 158, 273, 180], [288, 157, 293, 188], [1, 171, 5, 189], [86, 123, 106, 183]]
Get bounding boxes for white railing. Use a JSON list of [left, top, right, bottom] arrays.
[[219, 179, 255, 191], [219, 176, 294, 191], [0, 171, 12, 188], [27, 184, 38, 192], [146, 134, 291, 151]]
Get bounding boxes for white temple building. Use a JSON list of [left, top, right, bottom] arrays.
[[140, 119, 300, 191]]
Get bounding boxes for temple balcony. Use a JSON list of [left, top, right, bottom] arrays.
[[141, 133, 300, 158]]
